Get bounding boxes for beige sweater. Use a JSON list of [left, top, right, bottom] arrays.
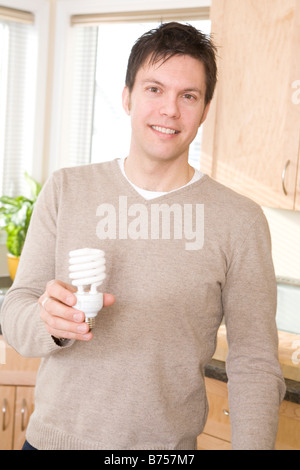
[[1, 159, 286, 450]]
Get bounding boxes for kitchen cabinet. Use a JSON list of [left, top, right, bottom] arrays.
[[0, 385, 35, 450], [0, 336, 40, 450], [201, 0, 300, 210], [197, 377, 231, 450], [13, 386, 35, 450], [197, 378, 300, 450], [0, 386, 15, 450]]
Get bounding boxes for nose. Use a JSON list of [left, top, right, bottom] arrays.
[[159, 94, 181, 119]]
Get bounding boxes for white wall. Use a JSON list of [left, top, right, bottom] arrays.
[[263, 207, 300, 281]]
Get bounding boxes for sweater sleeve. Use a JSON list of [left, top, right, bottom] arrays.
[[222, 208, 286, 450], [0, 173, 74, 357]]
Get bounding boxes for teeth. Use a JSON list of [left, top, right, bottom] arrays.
[[152, 126, 178, 135]]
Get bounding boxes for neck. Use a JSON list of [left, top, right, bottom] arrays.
[[124, 156, 194, 192]]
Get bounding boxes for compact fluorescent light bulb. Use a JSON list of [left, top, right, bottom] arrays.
[[69, 248, 106, 330]]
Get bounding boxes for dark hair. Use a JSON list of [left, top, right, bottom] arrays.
[[125, 22, 218, 105]]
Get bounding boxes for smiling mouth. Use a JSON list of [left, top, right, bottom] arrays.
[[151, 125, 180, 135]]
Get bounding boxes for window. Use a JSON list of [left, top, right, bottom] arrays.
[[0, 7, 38, 197], [65, 11, 211, 170]]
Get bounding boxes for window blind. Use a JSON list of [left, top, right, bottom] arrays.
[[71, 7, 210, 26], [66, 26, 98, 168], [0, 15, 37, 198]]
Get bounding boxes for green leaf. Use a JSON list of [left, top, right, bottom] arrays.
[[0, 172, 42, 256], [25, 172, 42, 201], [6, 226, 25, 257], [0, 195, 20, 207]]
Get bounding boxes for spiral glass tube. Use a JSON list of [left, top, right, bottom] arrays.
[[69, 248, 106, 330]]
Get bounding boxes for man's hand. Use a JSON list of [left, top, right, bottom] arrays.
[[39, 280, 115, 341]]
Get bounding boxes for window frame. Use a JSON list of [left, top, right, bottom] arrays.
[[0, 0, 50, 269], [0, 0, 50, 185]]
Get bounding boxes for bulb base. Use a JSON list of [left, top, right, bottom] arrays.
[[85, 316, 96, 330]]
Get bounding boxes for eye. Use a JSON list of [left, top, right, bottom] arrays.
[[183, 93, 196, 101], [147, 86, 160, 94]]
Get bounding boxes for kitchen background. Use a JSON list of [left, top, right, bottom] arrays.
[[0, 0, 299, 327], [0, 0, 299, 450]]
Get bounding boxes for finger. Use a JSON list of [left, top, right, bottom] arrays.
[[40, 291, 115, 317], [103, 293, 115, 308], [39, 294, 115, 325], [45, 279, 77, 307], [48, 324, 93, 342], [39, 296, 85, 323], [40, 306, 92, 339]]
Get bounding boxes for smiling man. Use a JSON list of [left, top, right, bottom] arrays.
[[1, 23, 285, 451], [122, 24, 213, 193], [122, 54, 210, 191]]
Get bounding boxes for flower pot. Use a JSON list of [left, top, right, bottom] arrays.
[[7, 253, 19, 281]]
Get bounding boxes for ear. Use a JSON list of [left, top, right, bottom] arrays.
[[199, 101, 211, 127], [122, 86, 131, 115]]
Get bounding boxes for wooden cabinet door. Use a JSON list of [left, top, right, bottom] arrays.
[[201, 378, 231, 443], [285, 2, 300, 210], [275, 400, 300, 450], [13, 386, 35, 450], [0, 386, 15, 450], [292, 7, 300, 210], [197, 378, 232, 449], [201, 0, 300, 209]]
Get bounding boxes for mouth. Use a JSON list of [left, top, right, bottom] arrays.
[[151, 125, 180, 135]]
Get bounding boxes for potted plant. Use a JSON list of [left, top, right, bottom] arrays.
[[0, 173, 42, 280]]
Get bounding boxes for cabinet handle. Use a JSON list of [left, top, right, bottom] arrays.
[[223, 409, 230, 416], [2, 398, 7, 431], [21, 399, 27, 431], [282, 160, 291, 196]]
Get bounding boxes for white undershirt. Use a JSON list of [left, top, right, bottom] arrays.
[[118, 158, 203, 200]]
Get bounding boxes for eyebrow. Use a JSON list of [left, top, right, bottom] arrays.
[[182, 87, 203, 96], [142, 79, 203, 96]]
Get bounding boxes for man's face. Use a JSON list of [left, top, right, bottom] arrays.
[[122, 54, 210, 165]]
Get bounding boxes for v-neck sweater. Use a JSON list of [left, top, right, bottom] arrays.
[[117, 157, 203, 199], [1, 159, 286, 450]]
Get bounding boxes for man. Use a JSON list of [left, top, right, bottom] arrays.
[[1, 22, 285, 450]]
